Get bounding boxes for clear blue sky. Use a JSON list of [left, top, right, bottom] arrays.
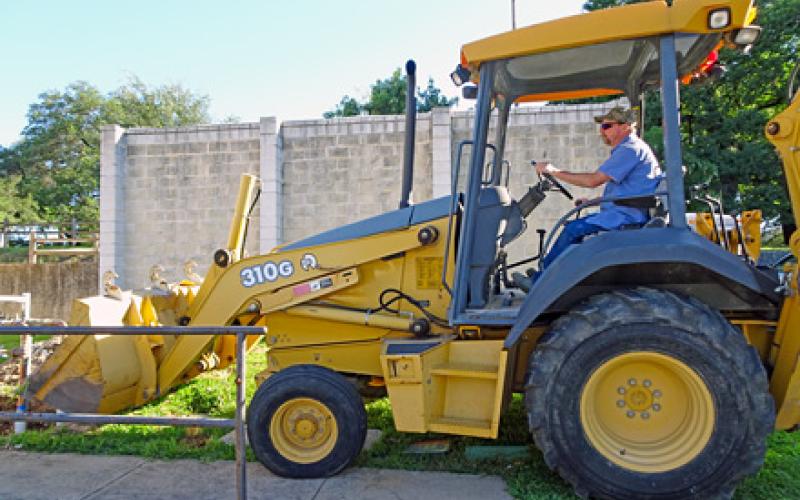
[[0, 0, 586, 147]]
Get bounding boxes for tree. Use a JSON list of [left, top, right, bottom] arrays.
[[0, 78, 210, 223], [0, 175, 39, 223], [104, 77, 210, 128], [324, 96, 363, 118], [580, 0, 799, 222], [418, 77, 457, 112], [324, 69, 456, 118], [582, 0, 641, 9], [9, 81, 106, 223]]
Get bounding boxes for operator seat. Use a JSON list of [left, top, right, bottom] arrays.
[[466, 186, 525, 308]]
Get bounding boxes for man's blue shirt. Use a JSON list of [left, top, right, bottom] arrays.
[[585, 134, 662, 230]]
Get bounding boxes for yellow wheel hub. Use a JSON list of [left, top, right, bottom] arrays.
[[270, 397, 338, 464], [580, 351, 715, 473]]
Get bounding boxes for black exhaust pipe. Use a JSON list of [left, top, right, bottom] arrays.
[[399, 59, 417, 209]]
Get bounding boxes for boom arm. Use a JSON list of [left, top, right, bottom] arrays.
[[766, 86, 800, 236], [766, 77, 800, 428]]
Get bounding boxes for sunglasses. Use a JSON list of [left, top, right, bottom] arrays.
[[600, 122, 621, 130]]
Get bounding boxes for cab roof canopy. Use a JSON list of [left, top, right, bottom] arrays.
[[459, 0, 758, 104]]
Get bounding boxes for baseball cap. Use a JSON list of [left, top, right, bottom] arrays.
[[594, 106, 637, 124]]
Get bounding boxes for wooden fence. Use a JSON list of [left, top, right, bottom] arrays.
[[0, 220, 98, 263], [27, 231, 98, 264]]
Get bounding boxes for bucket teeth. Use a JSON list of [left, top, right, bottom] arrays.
[[175, 290, 190, 318], [123, 300, 144, 326], [141, 296, 160, 326]]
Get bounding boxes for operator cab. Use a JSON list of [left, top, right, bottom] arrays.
[[446, 3, 764, 325]]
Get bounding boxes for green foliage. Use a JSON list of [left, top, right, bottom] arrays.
[[324, 95, 363, 118], [684, 0, 799, 222], [364, 69, 408, 115], [104, 77, 210, 128], [734, 431, 800, 499], [0, 335, 51, 351], [0, 175, 39, 222], [0, 78, 210, 224], [418, 77, 457, 112], [0, 247, 31, 263], [582, 0, 645, 10], [324, 69, 457, 118]]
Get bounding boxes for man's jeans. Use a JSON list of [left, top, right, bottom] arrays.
[[541, 218, 605, 269]]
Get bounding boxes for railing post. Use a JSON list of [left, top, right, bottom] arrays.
[[1, 217, 8, 249], [15, 293, 32, 434], [28, 230, 36, 264], [235, 331, 248, 500], [71, 217, 78, 247]]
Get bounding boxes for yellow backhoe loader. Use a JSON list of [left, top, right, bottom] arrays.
[[27, 0, 800, 497]]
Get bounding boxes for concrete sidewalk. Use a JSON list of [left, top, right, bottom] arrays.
[[0, 451, 512, 500]]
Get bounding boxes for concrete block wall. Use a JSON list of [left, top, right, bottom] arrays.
[[101, 101, 621, 289], [279, 114, 433, 243], [107, 124, 262, 289]]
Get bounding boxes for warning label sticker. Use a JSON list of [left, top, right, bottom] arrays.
[[416, 257, 443, 289]]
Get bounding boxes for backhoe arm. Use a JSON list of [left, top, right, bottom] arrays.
[[766, 87, 800, 233], [766, 83, 800, 428]]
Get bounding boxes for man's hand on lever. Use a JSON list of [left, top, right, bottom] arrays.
[[534, 161, 560, 176]]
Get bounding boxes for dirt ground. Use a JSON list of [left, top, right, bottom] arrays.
[[0, 337, 61, 435]]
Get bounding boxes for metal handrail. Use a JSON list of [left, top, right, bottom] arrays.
[[441, 140, 474, 296], [0, 325, 264, 500], [440, 141, 501, 296]]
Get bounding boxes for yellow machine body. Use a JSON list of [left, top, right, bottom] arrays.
[[688, 210, 762, 261]]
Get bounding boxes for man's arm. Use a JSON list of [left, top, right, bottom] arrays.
[[536, 162, 610, 188]]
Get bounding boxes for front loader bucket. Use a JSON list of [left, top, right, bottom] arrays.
[[27, 333, 148, 413], [27, 285, 261, 414], [26, 293, 158, 414]]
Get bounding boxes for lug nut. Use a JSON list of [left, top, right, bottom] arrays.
[[643, 379, 652, 388], [641, 412, 650, 420], [628, 378, 637, 386], [652, 403, 661, 412], [617, 387, 626, 395], [617, 400, 625, 408], [626, 410, 636, 418], [653, 390, 662, 398]]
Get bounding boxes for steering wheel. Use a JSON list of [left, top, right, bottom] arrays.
[[532, 161, 574, 200]]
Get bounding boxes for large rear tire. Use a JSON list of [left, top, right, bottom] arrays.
[[526, 288, 774, 499], [247, 365, 367, 478]]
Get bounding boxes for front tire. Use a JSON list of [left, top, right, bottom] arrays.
[[247, 365, 367, 478], [526, 288, 774, 499]]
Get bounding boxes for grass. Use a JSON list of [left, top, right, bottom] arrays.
[[0, 245, 97, 263], [0, 335, 51, 352], [0, 247, 30, 263], [1, 343, 799, 499]]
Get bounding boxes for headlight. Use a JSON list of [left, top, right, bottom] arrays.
[[708, 8, 731, 29], [733, 26, 762, 45]]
